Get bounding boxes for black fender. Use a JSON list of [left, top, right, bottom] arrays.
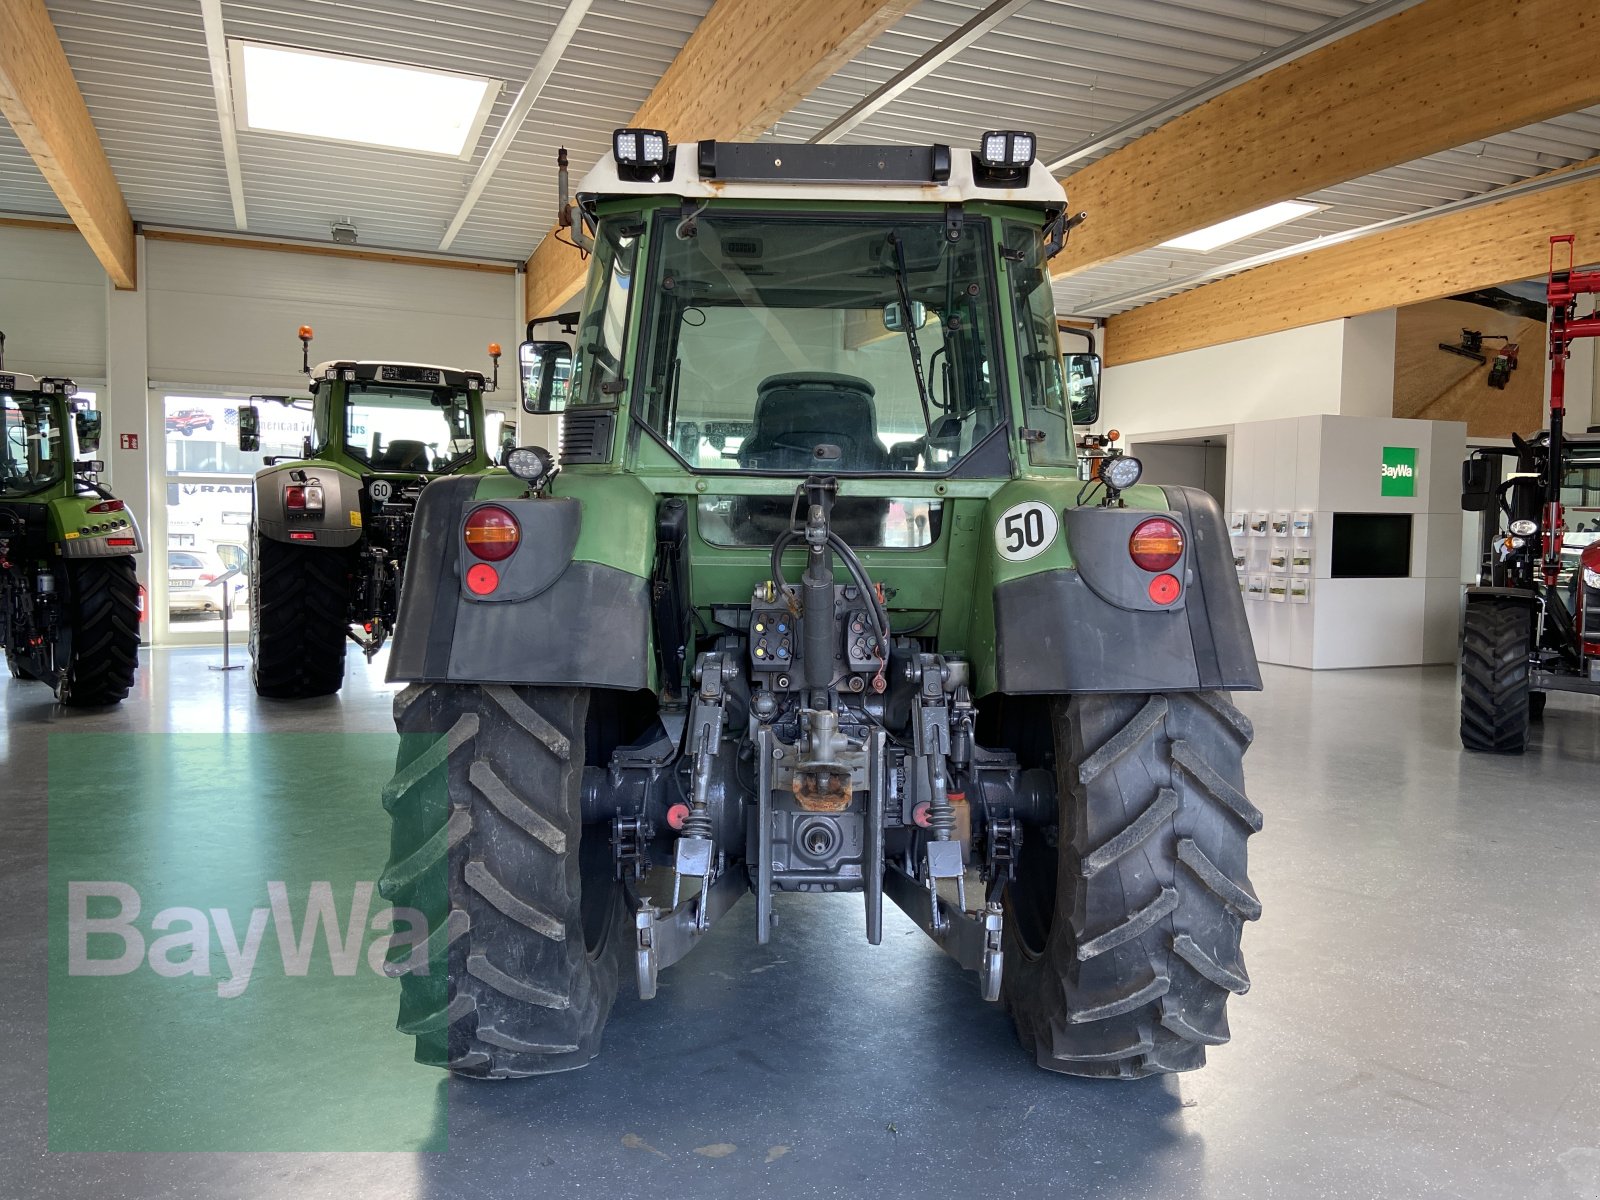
[[386, 476, 651, 688], [993, 485, 1261, 694]]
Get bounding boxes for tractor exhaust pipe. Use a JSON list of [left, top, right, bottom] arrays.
[[557, 148, 593, 253]]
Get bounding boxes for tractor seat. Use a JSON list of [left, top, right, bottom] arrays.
[[375, 439, 429, 471], [738, 373, 890, 473]]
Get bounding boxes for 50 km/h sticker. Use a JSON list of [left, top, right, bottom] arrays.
[[995, 501, 1059, 561]]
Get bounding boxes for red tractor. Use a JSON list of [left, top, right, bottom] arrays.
[[1460, 235, 1600, 751]]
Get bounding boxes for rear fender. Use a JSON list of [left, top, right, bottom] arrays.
[[48, 494, 145, 558], [254, 460, 364, 548], [387, 473, 654, 689], [983, 482, 1260, 695]]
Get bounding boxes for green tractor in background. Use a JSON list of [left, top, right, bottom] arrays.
[[381, 132, 1263, 1080], [1, 333, 143, 705], [238, 327, 504, 699]]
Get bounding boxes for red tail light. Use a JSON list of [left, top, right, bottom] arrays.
[[464, 505, 519, 561], [88, 499, 125, 514], [1129, 517, 1184, 572], [285, 486, 306, 511], [199, 573, 217, 584]]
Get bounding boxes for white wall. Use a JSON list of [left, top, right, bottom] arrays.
[[0, 226, 107, 378], [1104, 311, 1404, 440], [144, 239, 520, 392]]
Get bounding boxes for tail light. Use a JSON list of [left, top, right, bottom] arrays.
[[88, 499, 125, 514], [464, 505, 519, 561], [199, 573, 217, 584], [284, 484, 324, 512], [1129, 517, 1184, 572]]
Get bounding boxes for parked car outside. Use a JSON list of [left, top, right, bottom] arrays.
[[166, 409, 215, 436], [167, 546, 246, 617]]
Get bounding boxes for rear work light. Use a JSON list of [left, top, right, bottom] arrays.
[[464, 505, 520, 562], [1129, 517, 1184, 572]]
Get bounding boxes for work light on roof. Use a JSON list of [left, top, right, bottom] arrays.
[[978, 130, 1036, 168], [614, 128, 669, 167]]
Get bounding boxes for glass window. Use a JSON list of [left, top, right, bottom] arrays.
[[164, 395, 312, 475], [635, 212, 1004, 475], [697, 495, 942, 549], [2, 395, 65, 497], [343, 385, 475, 472], [571, 213, 642, 408], [1004, 222, 1072, 467]]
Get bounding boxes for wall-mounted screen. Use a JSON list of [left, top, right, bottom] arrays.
[[1331, 513, 1413, 578]]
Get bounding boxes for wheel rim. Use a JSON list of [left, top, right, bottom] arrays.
[[1007, 828, 1059, 959], [577, 830, 620, 957]]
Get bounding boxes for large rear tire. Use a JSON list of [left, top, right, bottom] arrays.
[[381, 683, 628, 1078], [250, 530, 350, 699], [1459, 598, 1531, 753], [59, 556, 140, 706], [1003, 691, 1261, 1078]]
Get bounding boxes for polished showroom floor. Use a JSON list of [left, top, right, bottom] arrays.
[[4, 647, 1599, 1199]]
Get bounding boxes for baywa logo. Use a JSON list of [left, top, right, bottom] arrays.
[[67, 880, 429, 998], [1381, 446, 1418, 497]]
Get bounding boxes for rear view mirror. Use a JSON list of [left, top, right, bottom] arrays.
[[1065, 352, 1101, 425], [1462, 456, 1497, 512], [520, 341, 574, 414], [74, 409, 103, 454], [883, 301, 927, 333], [238, 404, 260, 453]]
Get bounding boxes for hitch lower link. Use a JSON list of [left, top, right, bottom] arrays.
[[627, 652, 743, 1000], [881, 653, 1007, 1002]]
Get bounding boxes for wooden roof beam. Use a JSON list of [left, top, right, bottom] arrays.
[[524, 0, 918, 320], [1054, 0, 1600, 282], [0, 0, 135, 288], [1103, 157, 1600, 367]]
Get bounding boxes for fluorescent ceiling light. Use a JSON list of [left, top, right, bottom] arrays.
[[1159, 201, 1322, 253], [231, 41, 499, 159]]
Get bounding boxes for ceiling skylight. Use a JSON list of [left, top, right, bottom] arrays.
[[1160, 201, 1323, 253], [230, 41, 499, 159]]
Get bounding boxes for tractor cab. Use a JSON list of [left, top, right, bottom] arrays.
[[239, 328, 503, 696]]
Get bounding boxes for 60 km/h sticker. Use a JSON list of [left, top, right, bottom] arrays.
[[994, 501, 1059, 562]]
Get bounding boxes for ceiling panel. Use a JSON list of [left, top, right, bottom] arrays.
[[0, 122, 66, 218], [1, 0, 1596, 293]]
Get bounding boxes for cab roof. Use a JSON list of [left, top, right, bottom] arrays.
[[0, 370, 77, 396], [309, 360, 486, 390], [576, 140, 1068, 210]]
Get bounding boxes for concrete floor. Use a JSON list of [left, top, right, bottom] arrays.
[[4, 648, 1599, 1198]]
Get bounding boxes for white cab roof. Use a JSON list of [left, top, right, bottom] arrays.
[[576, 144, 1067, 208]]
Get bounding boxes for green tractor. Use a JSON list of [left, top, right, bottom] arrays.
[[239, 328, 503, 698], [1, 333, 143, 705], [381, 131, 1263, 1079]]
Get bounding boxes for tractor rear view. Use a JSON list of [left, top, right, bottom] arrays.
[[1460, 235, 1600, 752], [240, 329, 502, 698], [1, 333, 143, 705], [380, 131, 1264, 1080]]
